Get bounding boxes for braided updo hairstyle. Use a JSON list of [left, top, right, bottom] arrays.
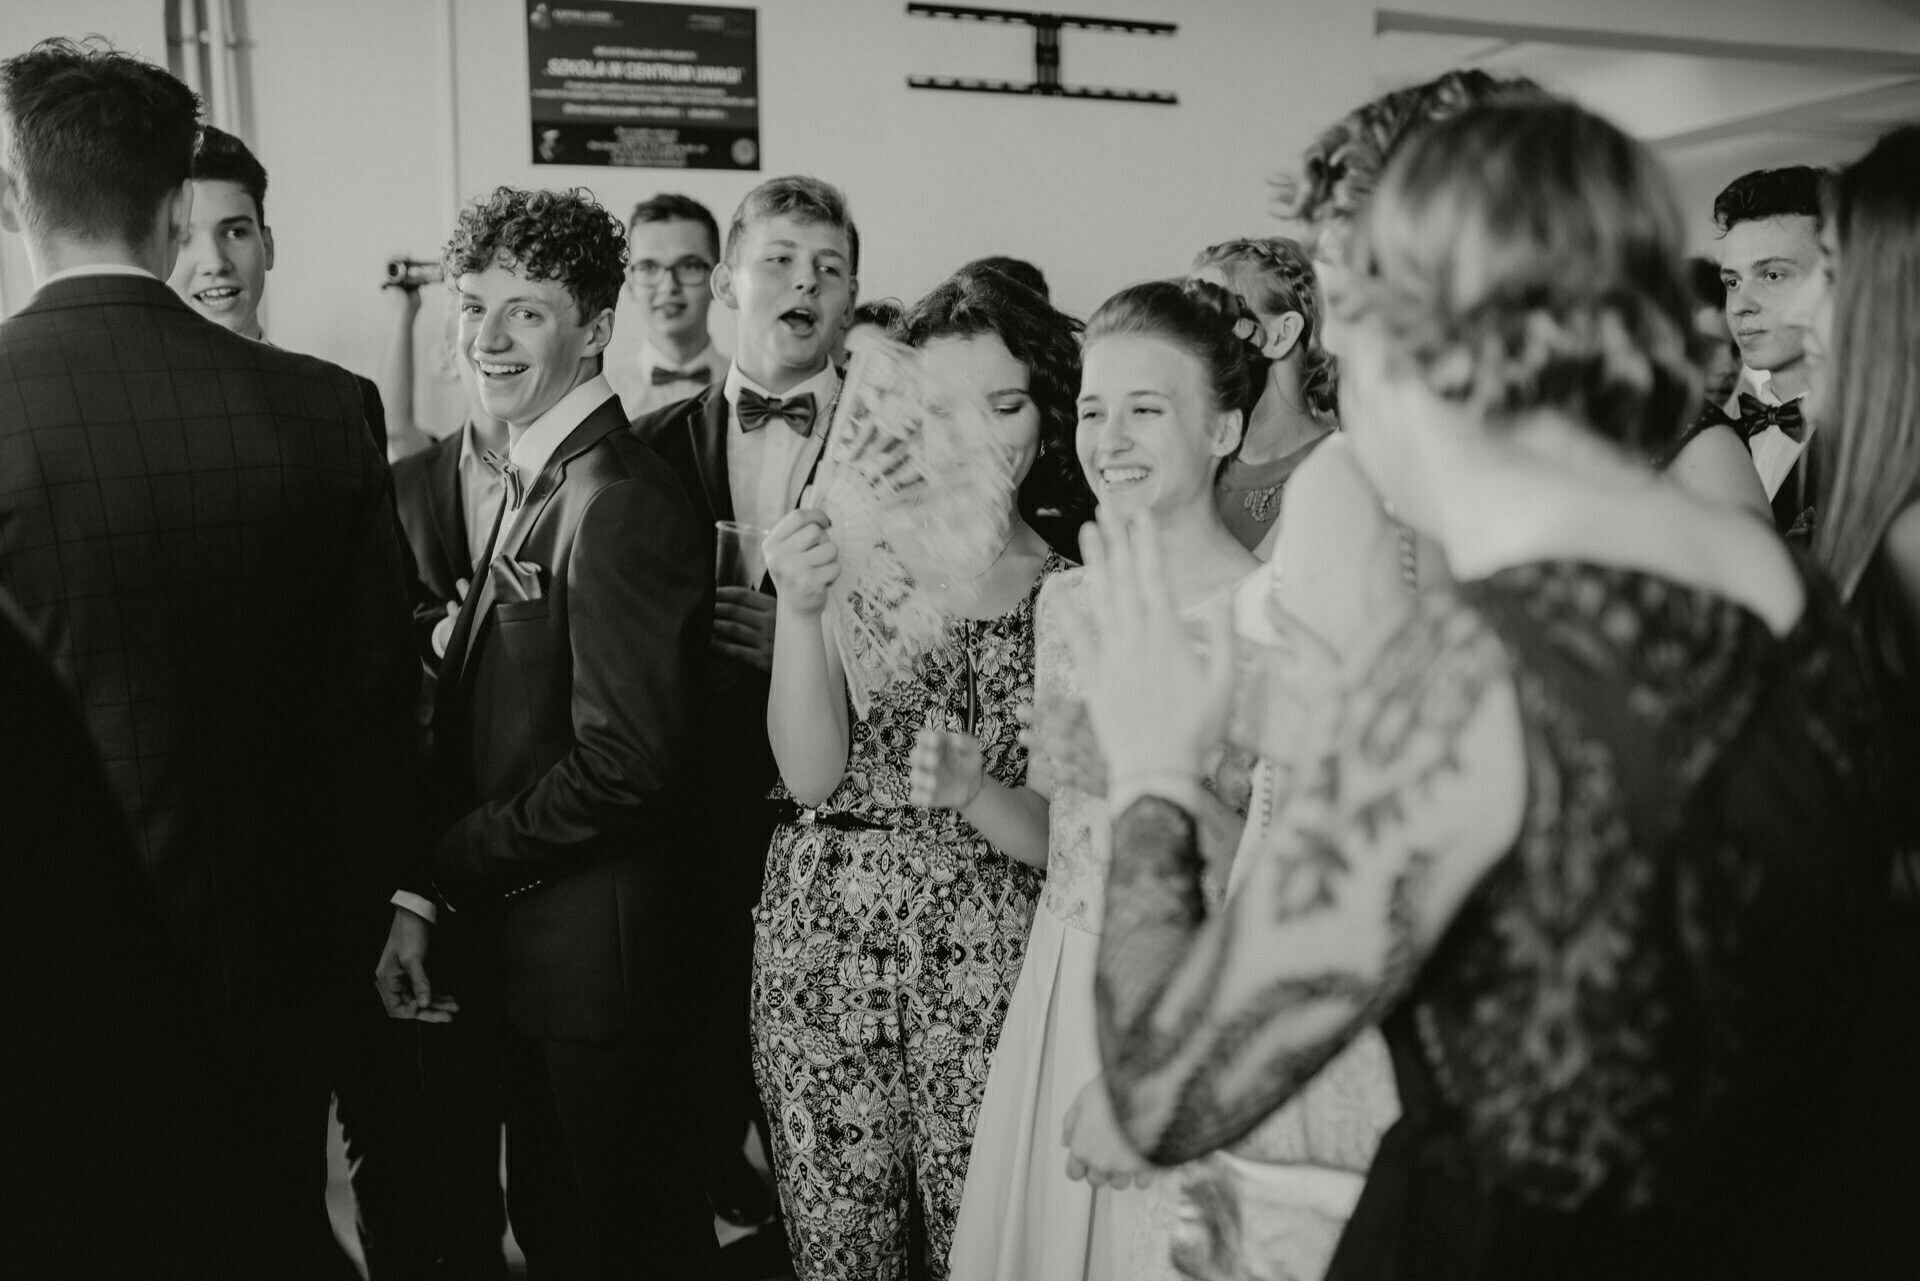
[[1084, 278, 1273, 428], [1277, 69, 1541, 261], [1351, 98, 1698, 456], [1192, 237, 1338, 422]]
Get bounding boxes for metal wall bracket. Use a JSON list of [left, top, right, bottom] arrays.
[[906, 3, 1178, 105]]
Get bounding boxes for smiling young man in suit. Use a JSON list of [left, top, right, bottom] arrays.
[[628, 174, 858, 1238], [376, 185, 717, 1278]]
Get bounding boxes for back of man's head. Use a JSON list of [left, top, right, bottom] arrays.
[[0, 38, 200, 247], [1712, 166, 1826, 236], [191, 125, 269, 223]]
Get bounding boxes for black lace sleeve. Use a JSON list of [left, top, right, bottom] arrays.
[[1093, 597, 1527, 1164]]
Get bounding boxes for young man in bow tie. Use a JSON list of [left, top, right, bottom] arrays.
[[1713, 166, 1831, 540], [377, 185, 718, 1277], [630, 174, 858, 1237], [608, 192, 730, 419]]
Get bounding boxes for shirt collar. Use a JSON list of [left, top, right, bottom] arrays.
[[508, 373, 615, 482], [37, 263, 161, 289], [1724, 364, 1798, 418], [723, 361, 841, 421]]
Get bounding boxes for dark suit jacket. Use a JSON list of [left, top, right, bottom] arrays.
[[0, 274, 417, 1017], [631, 387, 782, 910], [424, 393, 714, 1042], [392, 430, 470, 659], [356, 374, 388, 457], [2, 588, 212, 1276]]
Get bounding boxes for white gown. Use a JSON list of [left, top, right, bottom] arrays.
[[946, 569, 1153, 1280]]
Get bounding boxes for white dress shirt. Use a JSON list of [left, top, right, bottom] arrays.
[[393, 373, 618, 926], [609, 335, 730, 421], [723, 362, 840, 534], [454, 421, 508, 570], [1723, 366, 1811, 501]]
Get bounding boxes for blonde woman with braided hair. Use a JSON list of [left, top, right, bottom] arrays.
[[1077, 95, 1884, 1281], [1192, 238, 1338, 557]]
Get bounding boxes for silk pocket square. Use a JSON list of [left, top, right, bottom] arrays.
[[489, 555, 545, 604]]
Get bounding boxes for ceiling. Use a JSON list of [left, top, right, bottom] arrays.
[[1373, 13, 1920, 244]]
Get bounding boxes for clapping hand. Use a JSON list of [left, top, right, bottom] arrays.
[[909, 727, 986, 811], [1063, 1075, 1156, 1190], [1067, 509, 1236, 786], [763, 509, 840, 618]]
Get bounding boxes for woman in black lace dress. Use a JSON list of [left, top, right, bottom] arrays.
[[1071, 99, 1886, 1280]]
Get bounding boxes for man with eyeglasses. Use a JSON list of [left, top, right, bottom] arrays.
[[609, 193, 730, 419]]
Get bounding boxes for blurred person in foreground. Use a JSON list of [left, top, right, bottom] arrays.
[[1082, 97, 1883, 1281], [0, 37, 415, 1277]]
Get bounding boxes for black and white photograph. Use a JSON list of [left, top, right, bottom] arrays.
[[2, 1, 1918, 1278]]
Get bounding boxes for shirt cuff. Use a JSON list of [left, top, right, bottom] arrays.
[[390, 890, 438, 926]]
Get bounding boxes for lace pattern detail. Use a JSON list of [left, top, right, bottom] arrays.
[[1409, 561, 1865, 1212]]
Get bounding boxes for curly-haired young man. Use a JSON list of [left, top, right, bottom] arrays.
[[376, 185, 721, 1277]]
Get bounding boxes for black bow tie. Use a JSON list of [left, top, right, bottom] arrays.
[[736, 388, 816, 437], [651, 363, 713, 386], [1736, 393, 1806, 443], [482, 449, 525, 510]]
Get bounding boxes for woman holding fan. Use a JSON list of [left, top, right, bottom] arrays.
[[753, 264, 1085, 1281]]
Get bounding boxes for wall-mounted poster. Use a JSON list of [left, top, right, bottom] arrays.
[[527, 1, 760, 169]]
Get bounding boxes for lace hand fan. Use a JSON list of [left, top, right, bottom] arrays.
[[812, 338, 1017, 717]]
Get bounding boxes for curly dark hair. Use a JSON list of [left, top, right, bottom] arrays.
[[1712, 165, 1828, 236], [899, 264, 1092, 538], [1277, 69, 1541, 258], [851, 297, 905, 333], [1085, 278, 1274, 425], [444, 186, 628, 320], [1193, 237, 1338, 423], [961, 255, 1050, 300], [1355, 98, 1698, 456]]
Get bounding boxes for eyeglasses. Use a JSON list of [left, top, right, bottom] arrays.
[[629, 257, 713, 287]]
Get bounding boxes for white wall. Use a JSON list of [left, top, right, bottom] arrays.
[[6, 0, 1920, 437]]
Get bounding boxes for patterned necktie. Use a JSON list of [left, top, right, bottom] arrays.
[[482, 449, 525, 510], [736, 388, 816, 437], [651, 363, 714, 386], [1736, 392, 1806, 443]]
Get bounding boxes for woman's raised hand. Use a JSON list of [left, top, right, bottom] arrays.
[[1067, 508, 1237, 787], [763, 508, 841, 618]]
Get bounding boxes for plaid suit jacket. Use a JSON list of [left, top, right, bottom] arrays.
[[0, 274, 417, 1016]]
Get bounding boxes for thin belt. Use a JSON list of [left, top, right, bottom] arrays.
[[767, 798, 895, 832]]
